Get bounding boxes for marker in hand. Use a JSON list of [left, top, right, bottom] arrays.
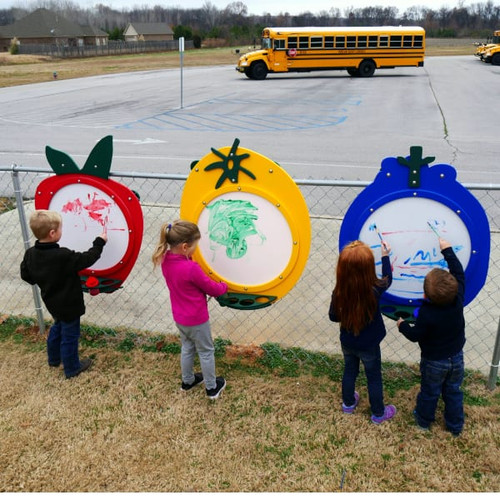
[[427, 221, 441, 237], [372, 223, 389, 252]]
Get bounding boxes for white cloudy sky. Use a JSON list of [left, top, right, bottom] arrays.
[[0, 0, 468, 16]]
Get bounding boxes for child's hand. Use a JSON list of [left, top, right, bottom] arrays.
[[397, 318, 404, 328], [439, 238, 451, 251], [99, 230, 108, 243], [381, 240, 391, 256]]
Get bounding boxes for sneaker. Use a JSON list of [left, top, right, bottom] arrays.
[[181, 372, 204, 391], [371, 404, 397, 425], [66, 358, 93, 379], [206, 377, 226, 400], [413, 410, 430, 432], [342, 391, 359, 414]]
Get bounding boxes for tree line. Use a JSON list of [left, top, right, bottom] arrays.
[[1, 0, 499, 45]]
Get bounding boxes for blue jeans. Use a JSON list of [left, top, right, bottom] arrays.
[[416, 351, 464, 434], [47, 318, 82, 378], [341, 344, 385, 417]]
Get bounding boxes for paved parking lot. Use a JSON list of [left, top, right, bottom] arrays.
[[0, 55, 499, 184]]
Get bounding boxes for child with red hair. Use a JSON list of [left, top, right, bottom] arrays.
[[329, 240, 396, 424]]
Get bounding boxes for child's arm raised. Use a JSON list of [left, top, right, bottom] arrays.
[[381, 240, 391, 257], [439, 238, 465, 301], [71, 234, 107, 271]]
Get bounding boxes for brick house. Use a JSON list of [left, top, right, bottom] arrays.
[[123, 23, 174, 42], [0, 8, 108, 52]]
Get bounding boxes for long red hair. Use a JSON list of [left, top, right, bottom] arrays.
[[332, 240, 385, 335]]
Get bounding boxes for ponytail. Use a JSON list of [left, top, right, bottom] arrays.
[[152, 220, 201, 269]]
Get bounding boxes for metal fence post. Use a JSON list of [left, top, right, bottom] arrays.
[[487, 318, 500, 390], [11, 165, 46, 335]]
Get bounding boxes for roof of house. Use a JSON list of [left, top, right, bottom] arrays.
[[124, 23, 174, 36], [0, 8, 107, 38], [80, 25, 108, 37]]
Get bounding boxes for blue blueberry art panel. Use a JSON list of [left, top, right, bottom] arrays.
[[339, 146, 490, 321]]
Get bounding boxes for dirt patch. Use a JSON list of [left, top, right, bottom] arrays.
[[226, 343, 265, 363]]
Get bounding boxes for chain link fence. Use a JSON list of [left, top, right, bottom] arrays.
[[1, 165, 499, 380], [17, 39, 194, 57]]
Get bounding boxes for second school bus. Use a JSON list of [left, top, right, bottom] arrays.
[[236, 26, 425, 79]]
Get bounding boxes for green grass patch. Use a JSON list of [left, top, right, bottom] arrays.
[[0, 314, 494, 394]]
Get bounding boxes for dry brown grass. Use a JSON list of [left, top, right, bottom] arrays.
[[0, 323, 499, 492], [0, 47, 242, 88], [0, 39, 479, 88]]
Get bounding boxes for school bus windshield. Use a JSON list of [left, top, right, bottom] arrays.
[[262, 37, 271, 49]]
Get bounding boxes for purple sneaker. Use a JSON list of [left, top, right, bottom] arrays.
[[342, 391, 359, 414], [371, 405, 397, 424]]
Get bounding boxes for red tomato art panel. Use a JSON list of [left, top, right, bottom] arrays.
[[35, 135, 143, 295]]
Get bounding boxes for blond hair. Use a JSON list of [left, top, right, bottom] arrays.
[[424, 268, 458, 306], [29, 210, 62, 240], [152, 219, 201, 268]]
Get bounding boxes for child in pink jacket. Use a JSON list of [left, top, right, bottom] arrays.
[[153, 220, 228, 399]]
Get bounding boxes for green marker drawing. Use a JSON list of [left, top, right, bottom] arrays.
[[207, 199, 265, 259]]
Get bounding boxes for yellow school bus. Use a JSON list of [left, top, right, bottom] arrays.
[[475, 29, 500, 60], [236, 26, 425, 79]]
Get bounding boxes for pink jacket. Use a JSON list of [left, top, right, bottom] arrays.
[[161, 251, 228, 326]]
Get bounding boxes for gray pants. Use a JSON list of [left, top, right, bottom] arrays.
[[176, 321, 216, 390]]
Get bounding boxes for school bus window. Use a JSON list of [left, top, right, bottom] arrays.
[[288, 37, 297, 48], [262, 38, 271, 49], [325, 36, 334, 48], [390, 35, 402, 48], [403, 35, 413, 47], [368, 36, 378, 48], [311, 36, 323, 48], [274, 39, 286, 49], [414, 35, 423, 47], [336, 36, 345, 48], [358, 36, 367, 48], [299, 36, 309, 49], [379, 35, 388, 47], [347, 36, 356, 48]]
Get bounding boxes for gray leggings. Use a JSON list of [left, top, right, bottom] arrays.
[[176, 321, 216, 390]]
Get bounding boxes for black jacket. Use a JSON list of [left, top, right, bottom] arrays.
[[398, 247, 466, 360], [20, 237, 106, 322]]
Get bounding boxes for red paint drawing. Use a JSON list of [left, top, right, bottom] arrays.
[[62, 192, 123, 230]]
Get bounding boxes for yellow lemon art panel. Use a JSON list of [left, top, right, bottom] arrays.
[[180, 139, 311, 310]]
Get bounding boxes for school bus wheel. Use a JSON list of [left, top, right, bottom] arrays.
[[347, 68, 359, 77], [251, 61, 268, 80], [244, 67, 253, 78], [492, 53, 500, 65], [358, 59, 376, 77]]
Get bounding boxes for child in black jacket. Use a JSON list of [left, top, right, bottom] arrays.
[[397, 238, 465, 435], [21, 210, 107, 378]]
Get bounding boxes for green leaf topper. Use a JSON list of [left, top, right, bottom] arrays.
[[45, 135, 113, 179]]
